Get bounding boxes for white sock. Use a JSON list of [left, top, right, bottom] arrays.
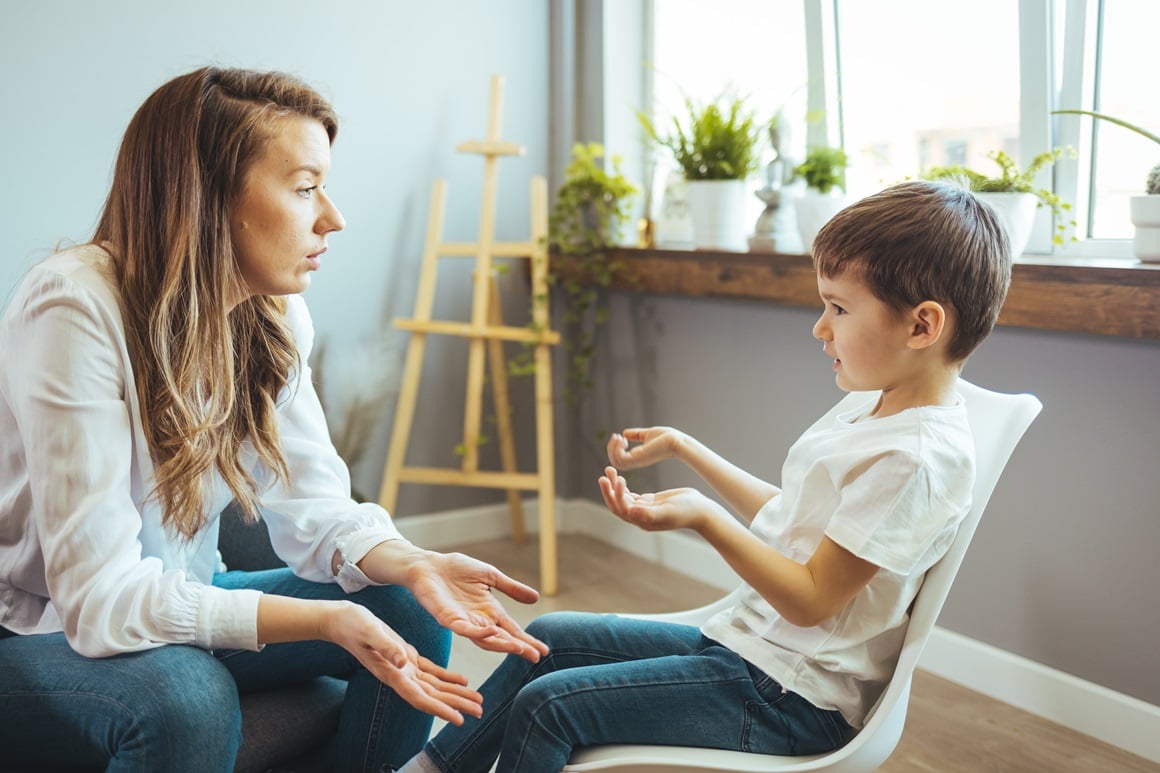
[[395, 749, 443, 773]]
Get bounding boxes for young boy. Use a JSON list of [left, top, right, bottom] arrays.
[[398, 179, 1012, 773]]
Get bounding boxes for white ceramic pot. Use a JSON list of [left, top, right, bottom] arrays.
[[1129, 195, 1160, 262], [794, 191, 848, 254], [684, 179, 748, 251], [974, 191, 1038, 258]]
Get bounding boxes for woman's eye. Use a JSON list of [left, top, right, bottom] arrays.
[[297, 186, 317, 199]]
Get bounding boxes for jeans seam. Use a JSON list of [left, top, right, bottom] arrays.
[[508, 674, 755, 766], [437, 648, 631, 769], [362, 679, 388, 773]]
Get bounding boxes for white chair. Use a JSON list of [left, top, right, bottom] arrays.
[[563, 379, 1043, 773]]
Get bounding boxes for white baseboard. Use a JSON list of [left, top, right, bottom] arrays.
[[921, 627, 1160, 764], [395, 498, 1160, 764]]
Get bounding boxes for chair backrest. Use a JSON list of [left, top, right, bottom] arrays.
[[563, 379, 1042, 773], [826, 378, 1043, 771]]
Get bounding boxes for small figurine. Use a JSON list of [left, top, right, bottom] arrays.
[[749, 117, 795, 252]]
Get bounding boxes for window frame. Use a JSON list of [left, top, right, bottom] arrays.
[[634, 0, 1135, 259]]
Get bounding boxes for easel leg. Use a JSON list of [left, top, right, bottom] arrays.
[[379, 333, 428, 513], [486, 276, 527, 544], [534, 340, 557, 595]]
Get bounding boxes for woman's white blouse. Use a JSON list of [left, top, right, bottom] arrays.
[[0, 244, 405, 657]]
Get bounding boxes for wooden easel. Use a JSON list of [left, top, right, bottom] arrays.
[[378, 75, 561, 595]]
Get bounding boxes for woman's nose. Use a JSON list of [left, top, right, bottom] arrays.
[[318, 192, 345, 234]]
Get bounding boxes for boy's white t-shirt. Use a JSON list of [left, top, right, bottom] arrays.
[[701, 393, 975, 728]]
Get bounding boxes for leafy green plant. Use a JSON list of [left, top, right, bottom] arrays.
[[506, 143, 637, 406], [638, 93, 763, 181], [1054, 109, 1160, 194], [793, 145, 849, 194], [922, 148, 1077, 245]]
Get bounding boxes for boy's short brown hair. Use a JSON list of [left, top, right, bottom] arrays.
[[811, 180, 1013, 362]]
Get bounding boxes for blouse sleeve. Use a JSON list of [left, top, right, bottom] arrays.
[[6, 267, 261, 657], [256, 294, 407, 592]]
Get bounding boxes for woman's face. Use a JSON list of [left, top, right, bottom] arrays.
[[229, 116, 345, 306]]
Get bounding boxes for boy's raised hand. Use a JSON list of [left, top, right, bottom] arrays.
[[598, 466, 726, 533], [606, 427, 683, 470]]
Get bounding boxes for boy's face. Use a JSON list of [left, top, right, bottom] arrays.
[[812, 271, 915, 393]]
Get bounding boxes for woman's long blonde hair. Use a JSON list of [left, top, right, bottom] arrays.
[[93, 67, 339, 538]]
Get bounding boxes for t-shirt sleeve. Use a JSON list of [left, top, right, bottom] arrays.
[[824, 451, 960, 576]]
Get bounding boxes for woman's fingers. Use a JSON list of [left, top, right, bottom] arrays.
[[416, 656, 471, 686], [371, 651, 484, 725], [467, 621, 547, 661], [494, 614, 550, 658], [489, 569, 540, 606]]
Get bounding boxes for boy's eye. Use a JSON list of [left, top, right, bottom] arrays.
[[297, 186, 318, 199], [832, 303, 846, 315]]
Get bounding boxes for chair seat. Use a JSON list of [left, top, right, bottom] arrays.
[[233, 676, 347, 773]]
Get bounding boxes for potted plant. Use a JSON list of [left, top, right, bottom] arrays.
[[923, 148, 1076, 255], [639, 92, 763, 251], [792, 144, 849, 253], [1054, 109, 1160, 262]]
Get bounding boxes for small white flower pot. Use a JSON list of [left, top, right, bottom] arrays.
[[1129, 195, 1160, 262], [685, 179, 749, 251], [975, 192, 1038, 258], [794, 191, 848, 254]]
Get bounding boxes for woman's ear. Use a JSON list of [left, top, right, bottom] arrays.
[[907, 301, 947, 350]]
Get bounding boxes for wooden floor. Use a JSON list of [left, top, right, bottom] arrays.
[[443, 533, 1159, 773]]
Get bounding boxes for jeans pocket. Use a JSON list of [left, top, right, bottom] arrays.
[[743, 687, 850, 756]]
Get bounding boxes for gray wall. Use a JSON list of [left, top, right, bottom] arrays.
[[570, 292, 1160, 707], [1, 0, 550, 516]]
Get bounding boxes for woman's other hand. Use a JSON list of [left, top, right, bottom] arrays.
[[403, 551, 550, 663], [322, 601, 483, 725]]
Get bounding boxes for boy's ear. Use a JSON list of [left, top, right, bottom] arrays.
[[906, 301, 947, 350]]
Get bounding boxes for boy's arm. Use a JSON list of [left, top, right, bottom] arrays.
[[599, 468, 877, 627], [700, 514, 879, 627], [608, 428, 778, 522]]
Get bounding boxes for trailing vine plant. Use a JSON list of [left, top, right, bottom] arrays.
[[457, 143, 637, 461], [508, 142, 638, 408]]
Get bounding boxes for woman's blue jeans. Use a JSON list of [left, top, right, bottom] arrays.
[[0, 568, 450, 773], [424, 611, 853, 773]]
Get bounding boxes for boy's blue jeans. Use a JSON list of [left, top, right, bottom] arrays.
[[0, 568, 450, 773], [424, 611, 853, 773]]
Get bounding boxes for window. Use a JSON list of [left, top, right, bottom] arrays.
[[1059, 0, 1160, 241], [835, 0, 1022, 203], [649, 0, 807, 231], [646, 0, 1154, 259]]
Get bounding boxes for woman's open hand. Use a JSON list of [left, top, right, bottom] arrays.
[[404, 551, 550, 663], [323, 601, 483, 725]]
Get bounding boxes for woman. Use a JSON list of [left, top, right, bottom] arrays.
[[0, 66, 548, 773]]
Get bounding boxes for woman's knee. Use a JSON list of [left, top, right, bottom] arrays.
[[131, 645, 242, 750]]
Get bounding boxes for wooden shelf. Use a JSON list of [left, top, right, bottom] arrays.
[[552, 247, 1160, 340]]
